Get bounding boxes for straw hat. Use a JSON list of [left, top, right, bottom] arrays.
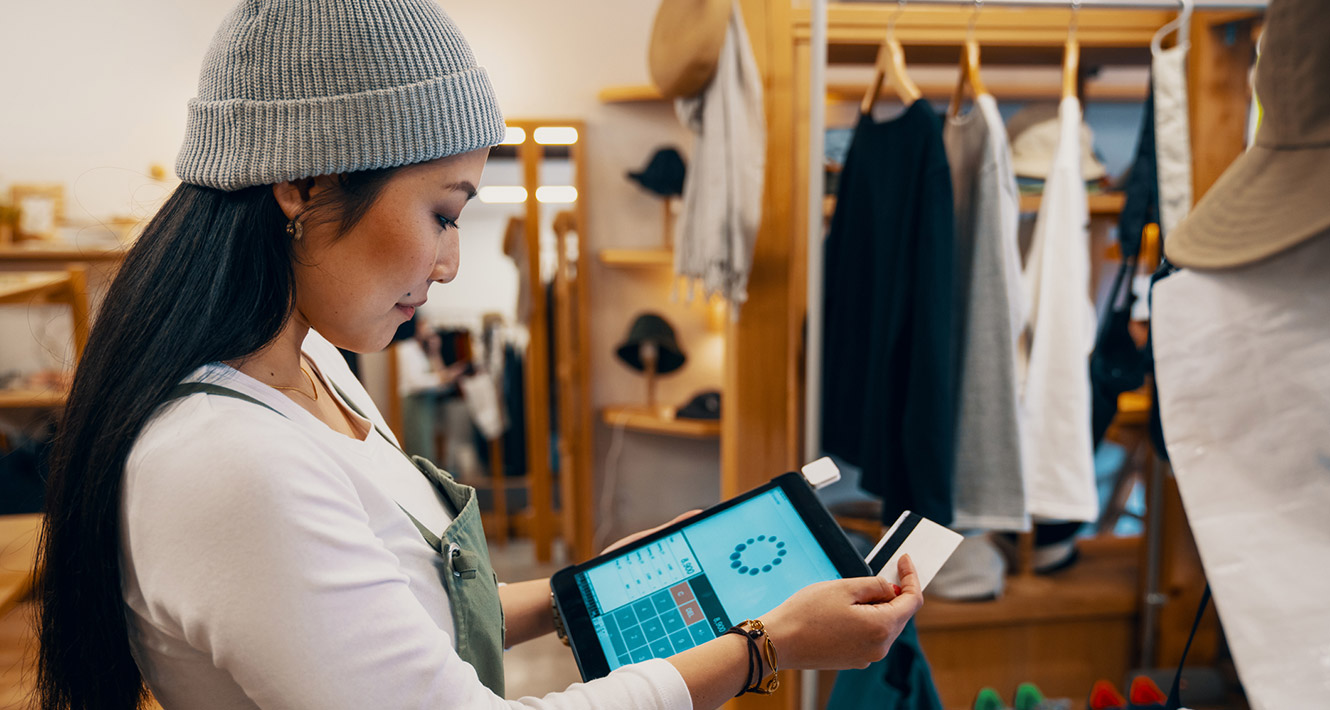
[[648, 0, 731, 99], [1007, 103, 1108, 181], [1166, 0, 1330, 269]]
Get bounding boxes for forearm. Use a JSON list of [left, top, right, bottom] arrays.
[[667, 633, 763, 710], [499, 578, 557, 647]]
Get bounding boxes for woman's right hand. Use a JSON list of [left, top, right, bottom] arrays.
[[762, 554, 923, 671]]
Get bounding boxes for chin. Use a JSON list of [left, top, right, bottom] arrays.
[[314, 325, 398, 355]]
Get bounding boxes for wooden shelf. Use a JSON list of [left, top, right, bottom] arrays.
[[598, 85, 665, 104], [0, 389, 67, 409], [598, 248, 673, 268], [0, 272, 71, 304], [0, 244, 127, 263], [1021, 190, 1126, 216], [601, 405, 720, 438], [917, 535, 1139, 631]]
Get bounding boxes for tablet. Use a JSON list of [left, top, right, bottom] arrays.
[[550, 472, 869, 681]]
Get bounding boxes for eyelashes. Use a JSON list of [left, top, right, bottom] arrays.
[[436, 214, 460, 230]]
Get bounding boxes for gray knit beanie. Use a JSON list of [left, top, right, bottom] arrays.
[[176, 0, 505, 191]]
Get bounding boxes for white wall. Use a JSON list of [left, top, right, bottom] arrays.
[[1, 0, 722, 542]]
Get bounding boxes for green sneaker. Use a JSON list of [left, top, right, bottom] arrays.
[[974, 687, 1008, 710]]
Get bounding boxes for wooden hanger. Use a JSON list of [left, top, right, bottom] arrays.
[[1062, 0, 1081, 100], [947, 1, 988, 119], [860, 0, 922, 115]]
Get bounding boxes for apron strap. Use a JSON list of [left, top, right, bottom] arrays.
[[168, 382, 286, 416], [165, 377, 459, 545]]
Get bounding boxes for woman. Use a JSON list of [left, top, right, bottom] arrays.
[[35, 1, 923, 708]]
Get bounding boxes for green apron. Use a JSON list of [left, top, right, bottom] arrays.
[[166, 382, 507, 696]]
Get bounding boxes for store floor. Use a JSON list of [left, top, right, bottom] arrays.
[[0, 539, 582, 708]]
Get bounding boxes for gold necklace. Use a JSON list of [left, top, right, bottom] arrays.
[[271, 366, 319, 401]]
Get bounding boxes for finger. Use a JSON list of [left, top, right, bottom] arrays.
[[844, 575, 896, 604], [896, 554, 922, 596], [666, 509, 703, 525]]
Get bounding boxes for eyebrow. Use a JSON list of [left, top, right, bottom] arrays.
[[445, 181, 479, 200]]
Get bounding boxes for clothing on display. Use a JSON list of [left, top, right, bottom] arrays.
[[1007, 103, 1107, 182], [1152, 45, 1193, 238], [675, 0, 765, 309], [614, 313, 687, 374], [627, 146, 687, 197], [822, 99, 957, 527], [1090, 83, 1155, 448], [943, 93, 1029, 532], [827, 620, 943, 710], [1020, 96, 1099, 523], [1140, 2, 1330, 706]]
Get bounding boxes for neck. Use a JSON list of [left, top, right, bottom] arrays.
[[226, 313, 312, 390]]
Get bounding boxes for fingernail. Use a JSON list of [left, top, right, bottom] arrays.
[[892, 584, 902, 595]]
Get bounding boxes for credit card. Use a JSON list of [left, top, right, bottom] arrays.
[[865, 511, 963, 590]]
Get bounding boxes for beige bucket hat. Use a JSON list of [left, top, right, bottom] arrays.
[[1166, 0, 1330, 269], [648, 0, 731, 99]]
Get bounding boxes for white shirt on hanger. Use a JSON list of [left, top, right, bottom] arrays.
[[1019, 96, 1099, 523]]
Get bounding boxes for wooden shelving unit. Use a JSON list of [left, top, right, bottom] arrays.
[[598, 248, 674, 268], [598, 85, 666, 103], [601, 405, 721, 439]]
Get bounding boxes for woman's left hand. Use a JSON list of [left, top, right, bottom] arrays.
[[601, 510, 702, 555]]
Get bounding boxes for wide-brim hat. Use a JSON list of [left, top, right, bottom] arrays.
[[1166, 0, 1330, 269], [615, 313, 687, 375], [1008, 103, 1108, 182], [628, 147, 687, 197], [648, 0, 731, 99]]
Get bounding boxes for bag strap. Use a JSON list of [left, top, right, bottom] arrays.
[[1165, 584, 1211, 710]]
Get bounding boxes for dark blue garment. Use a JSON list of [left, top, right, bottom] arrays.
[[821, 100, 958, 527], [827, 620, 942, 710]]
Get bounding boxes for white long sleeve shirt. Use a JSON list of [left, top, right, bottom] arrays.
[[121, 330, 691, 710]]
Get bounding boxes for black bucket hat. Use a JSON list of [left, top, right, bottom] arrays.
[[676, 390, 721, 420], [627, 147, 687, 197], [615, 312, 686, 374]]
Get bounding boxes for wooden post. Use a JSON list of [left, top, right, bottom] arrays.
[[519, 132, 556, 564]]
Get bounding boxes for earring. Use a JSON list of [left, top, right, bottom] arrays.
[[285, 217, 303, 240]]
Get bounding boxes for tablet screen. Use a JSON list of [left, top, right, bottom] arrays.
[[573, 486, 842, 670]]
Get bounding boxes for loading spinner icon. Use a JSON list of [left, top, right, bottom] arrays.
[[730, 535, 787, 576]]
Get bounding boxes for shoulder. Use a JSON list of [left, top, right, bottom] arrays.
[[127, 390, 358, 524]]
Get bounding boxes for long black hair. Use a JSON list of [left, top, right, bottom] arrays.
[[36, 168, 398, 710]]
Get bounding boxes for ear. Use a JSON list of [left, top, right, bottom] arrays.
[[271, 177, 323, 220]]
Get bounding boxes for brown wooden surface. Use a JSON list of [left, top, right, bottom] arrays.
[[723, 1, 803, 708], [0, 244, 126, 263], [570, 130, 596, 563], [601, 405, 721, 439], [597, 248, 674, 268], [517, 126, 556, 564], [0, 389, 68, 409], [0, 515, 42, 617]]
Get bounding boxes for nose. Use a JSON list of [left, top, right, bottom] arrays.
[[431, 229, 460, 284]]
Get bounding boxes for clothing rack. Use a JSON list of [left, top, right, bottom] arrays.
[[756, 2, 1264, 708], [802, 0, 1264, 460]]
